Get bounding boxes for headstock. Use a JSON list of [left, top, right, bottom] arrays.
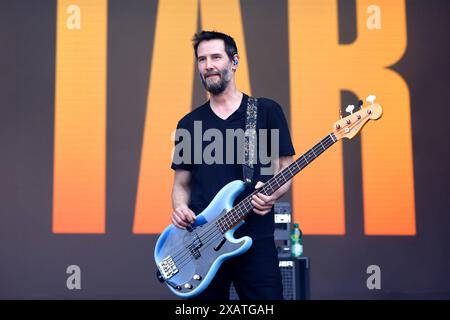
[[333, 95, 383, 140]]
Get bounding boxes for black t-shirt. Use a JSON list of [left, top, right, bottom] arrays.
[[171, 93, 295, 240]]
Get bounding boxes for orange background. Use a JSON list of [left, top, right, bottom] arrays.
[[53, 0, 415, 235]]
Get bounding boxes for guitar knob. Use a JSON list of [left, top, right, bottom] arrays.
[[193, 274, 202, 281], [184, 283, 193, 289]]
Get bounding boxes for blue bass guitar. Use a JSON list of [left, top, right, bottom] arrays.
[[155, 97, 382, 298]]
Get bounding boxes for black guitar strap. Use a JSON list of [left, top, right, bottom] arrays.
[[243, 96, 258, 186]]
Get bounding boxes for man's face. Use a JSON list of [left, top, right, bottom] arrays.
[[196, 39, 234, 95]]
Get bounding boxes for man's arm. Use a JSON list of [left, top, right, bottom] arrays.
[[251, 156, 294, 216], [271, 155, 294, 200], [171, 169, 196, 228]]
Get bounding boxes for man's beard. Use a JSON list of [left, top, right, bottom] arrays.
[[201, 68, 231, 95]]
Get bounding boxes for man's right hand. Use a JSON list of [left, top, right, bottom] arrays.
[[171, 205, 196, 229]]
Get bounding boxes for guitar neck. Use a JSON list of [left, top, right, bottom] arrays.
[[216, 132, 338, 233]]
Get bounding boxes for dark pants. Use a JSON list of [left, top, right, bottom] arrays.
[[191, 236, 283, 300]]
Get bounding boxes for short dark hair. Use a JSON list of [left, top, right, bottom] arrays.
[[192, 30, 238, 61]]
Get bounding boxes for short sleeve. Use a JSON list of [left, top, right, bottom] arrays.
[[170, 120, 193, 171], [267, 101, 296, 157]]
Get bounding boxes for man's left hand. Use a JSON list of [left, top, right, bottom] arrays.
[[251, 181, 277, 216]]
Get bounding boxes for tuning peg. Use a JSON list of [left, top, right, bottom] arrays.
[[366, 95, 376, 105], [345, 105, 355, 114]]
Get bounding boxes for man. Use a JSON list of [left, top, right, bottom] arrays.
[[170, 30, 295, 300]]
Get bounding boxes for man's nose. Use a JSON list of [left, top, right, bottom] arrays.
[[205, 57, 213, 70]]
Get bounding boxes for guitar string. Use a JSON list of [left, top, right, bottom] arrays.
[[170, 160, 303, 266], [165, 135, 336, 272], [168, 135, 335, 271], [169, 135, 335, 270], [171, 157, 333, 272]]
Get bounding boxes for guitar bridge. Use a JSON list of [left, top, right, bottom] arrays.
[[158, 256, 179, 279]]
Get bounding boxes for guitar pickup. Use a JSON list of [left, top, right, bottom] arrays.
[[187, 233, 203, 259]]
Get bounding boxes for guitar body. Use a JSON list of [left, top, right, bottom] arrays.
[[154, 180, 253, 298]]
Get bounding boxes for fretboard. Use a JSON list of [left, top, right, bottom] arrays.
[[216, 132, 338, 233]]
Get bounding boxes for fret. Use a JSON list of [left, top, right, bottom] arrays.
[[227, 218, 232, 229], [239, 205, 248, 218], [314, 143, 323, 153], [306, 149, 316, 162], [302, 154, 309, 164], [296, 159, 306, 171], [319, 140, 326, 150], [216, 219, 224, 233], [312, 146, 322, 158], [293, 160, 302, 172], [267, 180, 277, 192], [287, 165, 293, 175], [330, 133, 336, 143], [236, 205, 244, 216], [282, 166, 292, 180]]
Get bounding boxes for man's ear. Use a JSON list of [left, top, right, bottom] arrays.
[[232, 55, 240, 70]]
